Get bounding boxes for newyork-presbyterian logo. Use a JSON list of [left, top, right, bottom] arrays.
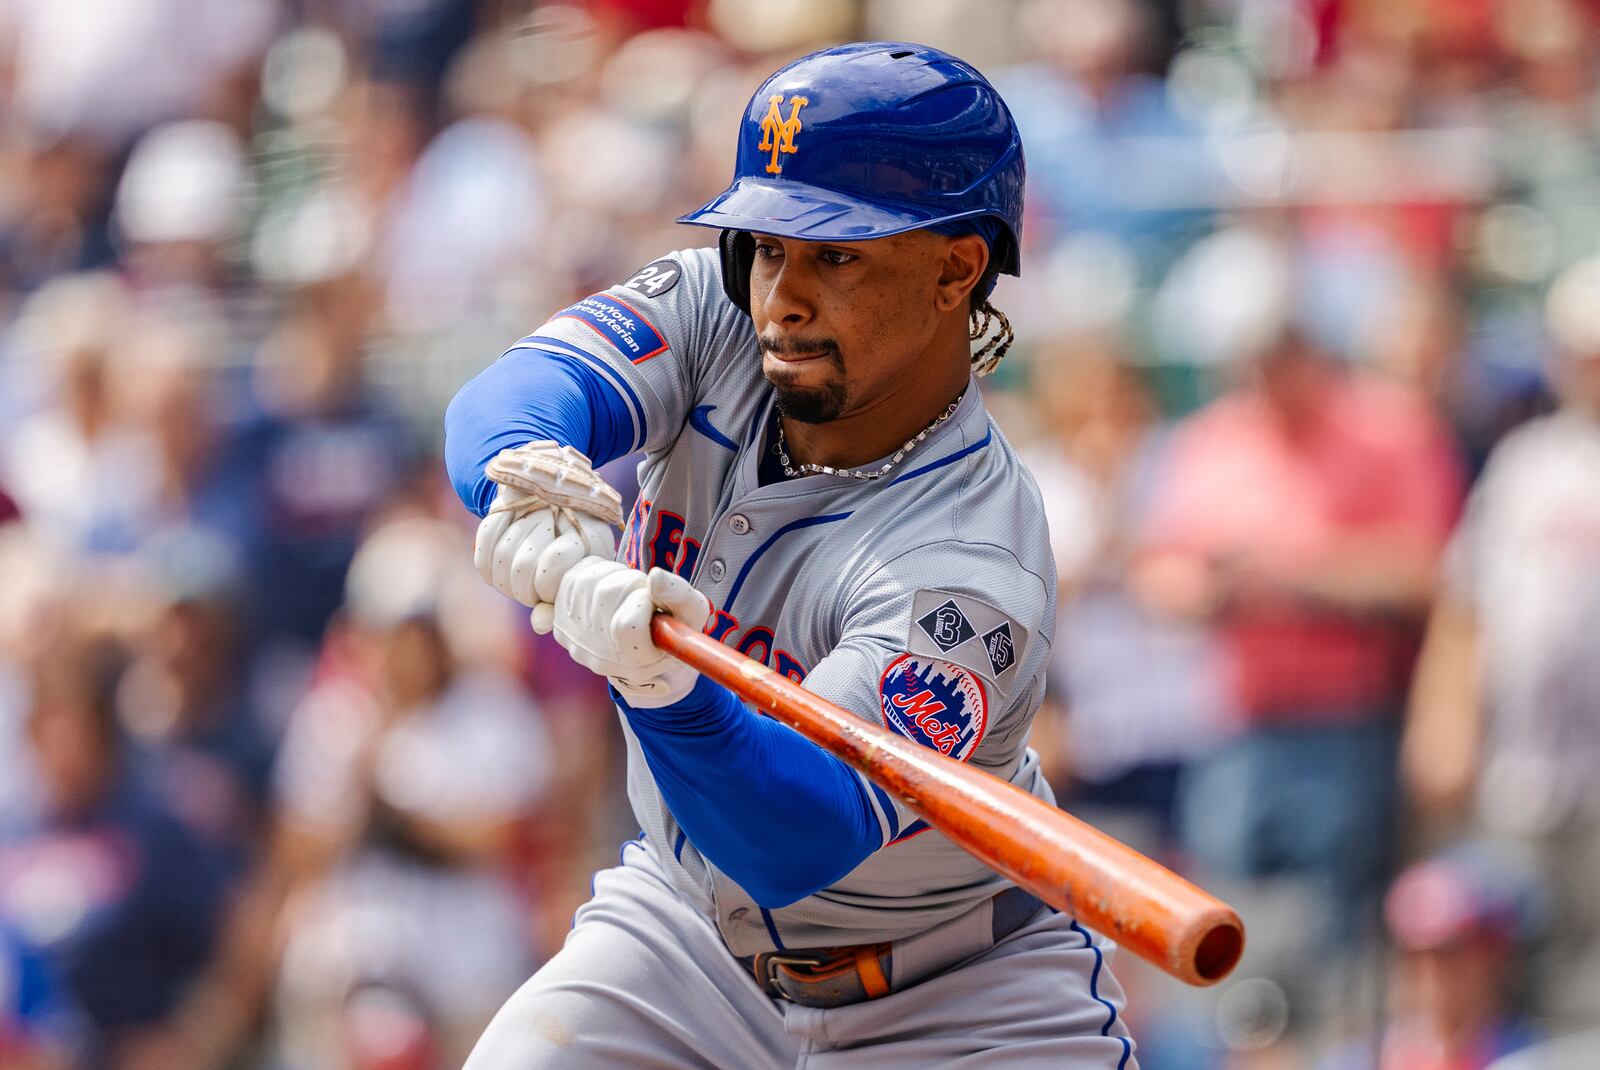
[[758, 94, 808, 174]]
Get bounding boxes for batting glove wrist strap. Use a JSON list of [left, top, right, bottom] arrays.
[[484, 440, 624, 527], [473, 442, 621, 628]]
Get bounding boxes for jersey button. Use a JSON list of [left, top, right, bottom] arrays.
[[728, 514, 751, 535], [709, 560, 726, 582]]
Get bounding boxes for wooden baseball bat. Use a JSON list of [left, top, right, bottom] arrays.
[[650, 614, 1245, 987]]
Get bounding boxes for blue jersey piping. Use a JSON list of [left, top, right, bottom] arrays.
[[888, 429, 992, 486], [723, 512, 853, 613], [866, 780, 900, 841], [1070, 918, 1133, 1068], [760, 906, 786, 950]]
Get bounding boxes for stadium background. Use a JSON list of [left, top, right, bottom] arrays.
[[1, 0, 1598, 1067]]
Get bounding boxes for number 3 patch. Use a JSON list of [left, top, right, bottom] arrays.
[[622, 259, 682, 299], [879, 654, 988, 763]]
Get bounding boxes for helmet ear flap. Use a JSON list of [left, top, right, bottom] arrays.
[[989, 227, 1020, 280], [719, 229, 755, 314]]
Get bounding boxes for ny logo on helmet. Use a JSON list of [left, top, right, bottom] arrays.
[[757, 94, 808, 174]]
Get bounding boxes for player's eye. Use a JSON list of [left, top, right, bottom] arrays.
[[753, 241, 783, 261], [820, 248, 856, 266]]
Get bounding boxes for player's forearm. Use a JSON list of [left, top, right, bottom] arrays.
[[615, 675, 880, 908], [444, 348, 636, 517]]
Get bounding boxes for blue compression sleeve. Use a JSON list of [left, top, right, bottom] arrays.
[[614, 675, 880, 908], [444, 346, 637, 517]]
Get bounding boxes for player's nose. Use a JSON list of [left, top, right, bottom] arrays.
[[757, 259, 815, 328]]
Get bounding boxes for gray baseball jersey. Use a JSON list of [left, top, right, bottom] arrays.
[[514, 247, 1058, 957]]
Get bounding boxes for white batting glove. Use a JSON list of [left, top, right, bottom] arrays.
[[473, 442, 622, 634], [474, 489, 617, 632], [553, 560, 711, 708]]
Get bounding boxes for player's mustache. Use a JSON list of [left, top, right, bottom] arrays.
[[757, 335, 842, 360]]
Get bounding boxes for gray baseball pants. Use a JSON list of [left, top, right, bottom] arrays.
[[464, 837, 1137, 1069]]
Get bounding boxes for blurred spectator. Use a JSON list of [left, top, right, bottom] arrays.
[[999, 0, 1209, 263], [117, 530, 274, 871], [0, 508, 47, 843], [0, 0, 273, 148], [114, 311, 262, 556], [331, 76, 431, 246], [1320, 844, 1543, 1070], [114, 120, 250, 292], [1404, 255, 1600, 1029], [321, 0, 478, 114], [1359, 274, 1527, 480], [0, 137, 117, 295], [0, 0, 273, 306], [1139, 322, 1464, 937], [111, 117, 273, 362], [0, 634, 232, 1068], [242, 276, 417, 658], [377, 110, 543, 335], [0, 273, 146, 556], [1024, 334, 1228, 847], [265, 516, 550, 1068]]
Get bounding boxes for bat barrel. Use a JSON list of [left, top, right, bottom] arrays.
[[651, 615, 1245, 987]]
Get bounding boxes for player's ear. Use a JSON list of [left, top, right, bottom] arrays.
[[933, 233, 989, 314]]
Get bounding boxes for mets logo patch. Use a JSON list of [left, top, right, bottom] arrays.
[[879, 654, 988, 763]]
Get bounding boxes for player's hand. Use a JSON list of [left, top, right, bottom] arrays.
[[473, 441, 623, 633], [553, 560, 711, 708], [474, 489, 617, 631]]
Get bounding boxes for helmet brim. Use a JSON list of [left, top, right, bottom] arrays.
[[677, 177, 1007, 261]]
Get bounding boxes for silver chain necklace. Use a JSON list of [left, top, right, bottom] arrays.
[[774, 392, 964, 480]]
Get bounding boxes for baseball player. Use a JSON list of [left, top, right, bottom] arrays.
[[446, 42, 1136, 1069]]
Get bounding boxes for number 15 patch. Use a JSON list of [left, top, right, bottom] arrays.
[[879, 654, 988, 762]]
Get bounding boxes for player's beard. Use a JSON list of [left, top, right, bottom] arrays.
[[760, 337, 848, 424]]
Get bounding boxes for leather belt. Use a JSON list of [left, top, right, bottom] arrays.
[[738, 886, 1048, 1008]]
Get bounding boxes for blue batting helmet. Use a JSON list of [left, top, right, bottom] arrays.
[[678, 42, 1025, 310]]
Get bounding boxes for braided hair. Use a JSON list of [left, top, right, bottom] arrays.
[[969, 299, 1014, 377]]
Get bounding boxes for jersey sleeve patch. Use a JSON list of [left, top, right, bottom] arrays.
[[907, 590, 1030, 696], [878, 654, 988, 763], [553, 294, 668, 363], [620, 259, 683, 299]]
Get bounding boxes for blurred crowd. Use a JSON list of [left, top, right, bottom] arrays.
[[0, 1, 1597, 1068]]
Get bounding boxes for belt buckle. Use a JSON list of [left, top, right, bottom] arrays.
[[759, 951, 832, 1001]]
